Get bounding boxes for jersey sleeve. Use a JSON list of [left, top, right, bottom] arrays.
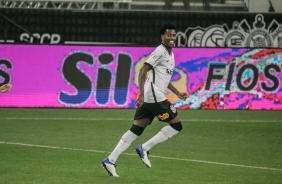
[[145, 49, 163, 68]]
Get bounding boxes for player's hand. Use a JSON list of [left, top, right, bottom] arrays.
[[135, 94, 144, 107], [177, 92, 188, 101], [0, 84, 12, 93]]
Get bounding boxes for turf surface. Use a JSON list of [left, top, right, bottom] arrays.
[[0, 108, 281, 184]]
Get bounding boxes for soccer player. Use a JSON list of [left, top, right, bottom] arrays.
[[0, 84, 12, 93], [102, 23, 188, 177]]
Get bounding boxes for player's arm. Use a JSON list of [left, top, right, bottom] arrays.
[[136, 64, 151, 107], [168, 82, 188, 101], [0, 84, 12, 93]]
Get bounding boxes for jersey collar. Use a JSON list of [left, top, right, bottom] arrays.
[[161, 43, 172, 55]]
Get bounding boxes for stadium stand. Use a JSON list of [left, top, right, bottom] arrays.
[[0, 0, 247, 11], [0, 0, 280, 12], [131, 0, 247, 11], [0, 0, 132, 10]]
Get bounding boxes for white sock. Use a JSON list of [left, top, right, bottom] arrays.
[[142, 125, 179, 151], [108, 130, 138, 163]]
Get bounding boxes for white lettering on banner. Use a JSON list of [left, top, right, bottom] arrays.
[[177, 14, 282, 48], [20, 33, 61, 44]]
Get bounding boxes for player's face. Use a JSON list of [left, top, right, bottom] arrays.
[[162, 29, 176, 48]]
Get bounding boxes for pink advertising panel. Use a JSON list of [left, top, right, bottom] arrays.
[[0, 44, 281, 110]]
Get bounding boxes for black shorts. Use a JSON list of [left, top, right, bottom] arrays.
[[134, 100, 178, 124]]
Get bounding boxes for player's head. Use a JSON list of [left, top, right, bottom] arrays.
[[160, 23, 177, 48]]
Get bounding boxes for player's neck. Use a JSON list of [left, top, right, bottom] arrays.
[[161, 43, 172, 55]]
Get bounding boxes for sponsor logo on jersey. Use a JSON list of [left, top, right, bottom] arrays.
[[166, 69, 173, 75]]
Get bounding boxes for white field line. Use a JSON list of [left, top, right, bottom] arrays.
[[1, 117, 282, 123], [0, 141, 281, 172]]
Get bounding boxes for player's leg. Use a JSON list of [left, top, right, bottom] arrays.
[[137, 101, 182, 167], [141, 115, 182, 153], [102, 119, 149, 177], [102, 105, 153, 176], [107, 118, 150, 164], [133, 118, 154, 168]]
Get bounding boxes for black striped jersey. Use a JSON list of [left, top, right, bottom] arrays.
[[144, 44, 175, 103]]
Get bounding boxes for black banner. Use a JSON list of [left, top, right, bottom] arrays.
[[0, 8, 282, 47]]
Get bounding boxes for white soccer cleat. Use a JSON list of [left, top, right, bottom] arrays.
[[135, 145, 151, 168], [101, 158, 119, 177]]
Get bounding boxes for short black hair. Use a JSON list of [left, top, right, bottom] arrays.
[[160, 23, 176, 35]]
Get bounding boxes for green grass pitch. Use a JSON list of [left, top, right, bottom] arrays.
[[0, 108, 281, 184]]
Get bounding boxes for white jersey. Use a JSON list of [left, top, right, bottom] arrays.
[[144, 44, 175, 103]]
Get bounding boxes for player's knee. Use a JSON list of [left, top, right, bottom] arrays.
[[130, 124, 145, 136], [170, 121, 182, 132]]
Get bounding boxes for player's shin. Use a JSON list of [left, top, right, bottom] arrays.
[[108, 125, 145, 163], [142, 122, 182, 151]]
